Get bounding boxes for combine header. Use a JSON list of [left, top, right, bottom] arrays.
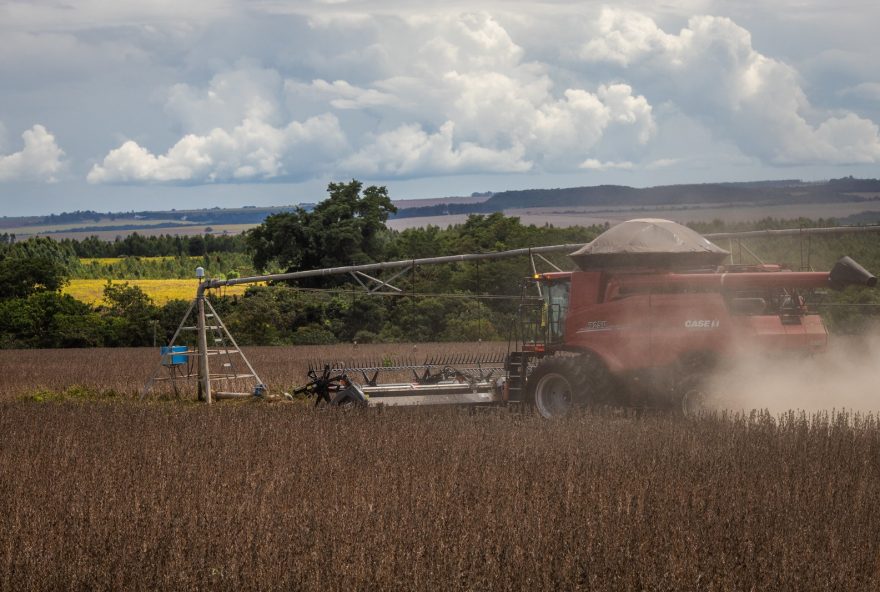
[[292, 353, 507, 407], [143, 219, 877, 416]]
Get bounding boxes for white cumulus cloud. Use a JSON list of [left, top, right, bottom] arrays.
[[164, 67, 287, 134], [89, 64, 350, 184], [580, 158, 634, 171], [88, 114, 346, 183], [87, 7, 880, 187], [290, 79, 400, 110], [0, 124, 65, 182], [289, 12, 657, 178], [578, 9, 880, 165], [342, 121, 531, 177], [91, 12, 659, 185]]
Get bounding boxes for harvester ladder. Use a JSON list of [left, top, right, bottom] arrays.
[[503, 282, 545, 404]]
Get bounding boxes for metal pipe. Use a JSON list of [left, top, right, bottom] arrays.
[[196, 290, 212, 404], [203, 243, 586, 289], [615, 271, 833, 292]]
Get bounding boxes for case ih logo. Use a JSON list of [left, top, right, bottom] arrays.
[[579, 320, 610, 332], [685, 320, 720, 329]]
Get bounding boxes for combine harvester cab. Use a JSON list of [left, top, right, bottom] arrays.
[[514, 219, 877, 417]]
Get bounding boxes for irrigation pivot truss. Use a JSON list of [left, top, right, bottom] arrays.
[[141, 224, 880, 403]]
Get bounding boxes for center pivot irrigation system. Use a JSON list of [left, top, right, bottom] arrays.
[[142, 222, 880, 414], [141, 240, 582, 405]]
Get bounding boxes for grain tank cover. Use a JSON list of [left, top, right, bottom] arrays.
[[570, 218, 729, 270]]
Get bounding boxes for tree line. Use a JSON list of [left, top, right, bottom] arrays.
[[63, 232, 247, 258]]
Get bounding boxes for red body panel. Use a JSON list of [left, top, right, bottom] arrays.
[[555, 268, 830, 374]]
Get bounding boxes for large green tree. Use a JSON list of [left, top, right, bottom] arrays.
[[0, 237, 72, 299], [247, 180, 397, 279], [98, 282, 159, 347]]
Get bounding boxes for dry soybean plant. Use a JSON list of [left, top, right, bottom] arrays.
[[1, 402, 879, 591]]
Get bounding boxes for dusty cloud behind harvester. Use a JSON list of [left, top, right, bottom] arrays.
[[707, 331, 880, 414]]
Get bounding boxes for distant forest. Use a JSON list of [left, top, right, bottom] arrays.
[[4, 177, 880, 231], [393, 177, 880, 218]]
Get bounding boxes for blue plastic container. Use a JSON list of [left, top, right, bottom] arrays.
[[160, 345, 188, 366]]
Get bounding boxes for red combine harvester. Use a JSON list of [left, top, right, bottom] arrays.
[[507, 219, 876, 416], [287, 219, 876, 415]]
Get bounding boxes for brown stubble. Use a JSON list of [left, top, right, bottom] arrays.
[[0, 342, 508, 402]]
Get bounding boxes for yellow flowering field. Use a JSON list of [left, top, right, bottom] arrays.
[[78, 256, 188, 265], [64, 279, 254, 305]]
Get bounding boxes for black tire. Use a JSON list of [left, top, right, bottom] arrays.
[[678, 373, 711, 416], [526, 355, 610, 418]]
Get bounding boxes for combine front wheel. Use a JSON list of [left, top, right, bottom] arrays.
[[527, 356, 599, 418]]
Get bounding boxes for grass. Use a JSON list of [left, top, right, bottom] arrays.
[[63, 279, 254, 305]]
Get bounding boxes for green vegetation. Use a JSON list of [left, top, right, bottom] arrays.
[[1, 181, 878, 349], [248, 180, 397, 277], [64, 232, 247, 258]]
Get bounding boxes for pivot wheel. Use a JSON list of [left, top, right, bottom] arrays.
[[526, 355, 609, 418]]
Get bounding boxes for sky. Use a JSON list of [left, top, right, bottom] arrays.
[[1, 0, 879, 216]]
